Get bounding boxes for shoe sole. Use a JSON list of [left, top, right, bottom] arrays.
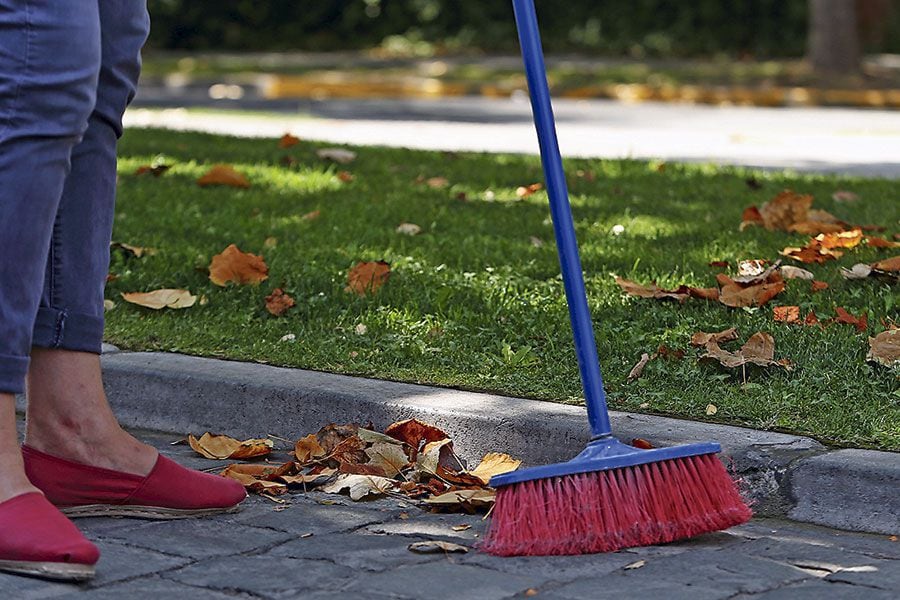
[[0, 560, 95, 582], [60, 503, 243, 520]]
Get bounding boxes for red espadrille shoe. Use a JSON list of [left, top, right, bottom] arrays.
[[0, 492, 99, 581], [22, 445, 247, 519]]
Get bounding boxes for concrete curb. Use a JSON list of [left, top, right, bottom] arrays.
[[49, 350, 897, 536]]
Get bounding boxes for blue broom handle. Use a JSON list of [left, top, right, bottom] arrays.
[[512, 0, 611, 438]]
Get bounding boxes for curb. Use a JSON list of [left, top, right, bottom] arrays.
[[84, 351, 898, 536]]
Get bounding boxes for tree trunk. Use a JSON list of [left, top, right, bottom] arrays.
[[808, 0, 861, 75]]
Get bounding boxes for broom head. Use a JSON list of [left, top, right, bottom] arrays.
[[481, 438, 752, 556]]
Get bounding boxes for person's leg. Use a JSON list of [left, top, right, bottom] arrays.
[[0, 395, 36, 503], [24, 0, 155, 476], [0, 0, 101, 491]]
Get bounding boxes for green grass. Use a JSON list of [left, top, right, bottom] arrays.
[[108, 128, 900, 451]]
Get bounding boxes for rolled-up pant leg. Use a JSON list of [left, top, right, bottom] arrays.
[[0, 1, 102, 394], [31, 1, 150, 356]]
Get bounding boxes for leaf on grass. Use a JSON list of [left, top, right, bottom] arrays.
[[700, 332, 792, 370], [320, 474, 395, 500], [834, 307, 868, 332], [294, 433, 327, 462], [810, 280, 829, 292], [337, 170, 354, 183], [365, 443, 410, 478], [815, 229, 863, 249], [780, 243, 842, 264], [866, 236, 900, 249], [805, 310, 820, 326], [758, 190, 813, 231], [615, 277, 690, 302], [739, 205, 764, 230], [832, 190, 860, 203], [278, 133, 300, 148], [841, 264, 873, 280], [469, 452, 522, 485], [408, 541, 469, 554], [423, 489, 496, 509], [345, 261, 390, 296], [121, 289, 196, 310], [135, 164, 170, 177], [774, 306, 801, 324], [396, 222, 422, 235], [872, 256, 900, 272], [197, 164, 251, 188], [708, 260, 730, 268], [316, 148, 356, 164], [265, 288, 295, 316], [188, 433, 273, 460], [716, 274, 785, 308], [627, 352, 652, 382], [691, 328, 739, 347], [425, 176, 449, 189], [867, 329, 900, 368], [516, 183, 543, 198], [111, 242, 155, 258], [705, 404, 718, 416], [735, 259, 772, 281], [209, 244, 269, 286], [780, 266, 814, 280], [302, 210, 321, 221]]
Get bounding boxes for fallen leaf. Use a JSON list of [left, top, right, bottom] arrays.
[[717, 274, 785, 308], [451, 524, 472, 532], [134, 164, 170, 177], [357, 428, 404, 446], [615, 277, 690, 303], [627, 352, 652, 382], [780, 243, 842, 264], [840, 264, 873, 280], [188, 433, 273, 460], [365, 443, 410, 478], [705, 404, 718, 416], [345, 261, 390, 296], [316, 148, 356, 164], [866, 236, 900, 249], [103, 299, 115, 311], [424, 489, 496, 509], [278, 133, 300, 148], [416, 438, 453, 476], [408, 541, 468, 554], [197, 164, 251, 188], [708, 260, 730, 268], [425, 176, 449, 189], [688, 287, 720, 301], [834, 307, 868, 332], [739, 205, 764, 229], [469, 452, 522, 485], [736, 259, 770, 280], [516, 183, 543, 198], [302, 210, 321, 221], [805, 310, 820, 326], [315, 423, 361, 455], [691, 328, 739, 347], [701, 332, 792, 370], [209, 244, 269, 286], [867, 329, 900, 367], [385, 418, 448, 459], [337, 171, 354, 182], [265, 288, 295, 316], [832, 190, 860, 203], [780, 266, 814, 280], [396, 223, 422, 236], [222, 469, 288, 495], [111, 242, 155, 258], [872, 256, 900, 271], [815, 229, 863, 250], [294, 434, 326, 462], [121, 289, 196, 310], [630, 438, 654, 449], [320, 474, 395, 500], [278, 468, 337, 487], [758, 189, 813, 231], [810, 280, 829, 292], [624, 559, 646, 570], [774, 306, 801, 323]]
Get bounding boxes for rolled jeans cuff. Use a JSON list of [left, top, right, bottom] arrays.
[[32, 307, 103, 354], [0, 353, 30, 394]]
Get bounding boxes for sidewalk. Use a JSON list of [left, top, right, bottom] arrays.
[[8, 350, 900, 598]]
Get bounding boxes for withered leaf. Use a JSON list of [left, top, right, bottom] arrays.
[[717, 274, 785, 308], [866, 236, 900, 249], [872, 256, 900, 272], [780, 243, 842, 264], [320, 474, 395, 500], [188, 433, 273, 460], [365, 443, 410, 478], [316, 148, 356, 164], [758, 190, 813, 231], [832, 190, 860, 203], [630, 438, 654, 449], [209, 244, 269, 286], [805, 310, 820, 326], [396, 222, 422, 236], [627, 352, 652, 382], [416, 438, 453, 476], [425, 176, 449, 189], [469, 453, 521, 484], [121, 289, 196, 310], [278, 133, 300, 148], [841, 264, 873, 280], [315, 423, 359, 454], [302, 210, 321, 221], [223, 469, 288, 495], [516, 183, 543, 198], [701, 332, 792, 370], [408, 541, 469, 554], [810, 280, 829, 292], [867, 329, 900, 367], [780, 265, 814, 280], [774, 306, 801, 324], [197, 164, 251, 188], [135, 164, 170, 177], [279, 468, 337, 486], [111, 242, 155, 258], [337, 170, 354, 182], [357, 428, 404, 445], [221, 462, 293, 481], [345, 261, 390, 296], [733, 260, 780, 285], [265, 288, 295, 316], [691, 328, 739, 347], [615, 277, 690, 302], [816, 229, 863, 249], [294, 433, 326, 462], [834, 308, 868, 332], [424, 489, 496, 509], [385, 419, 448, 458]]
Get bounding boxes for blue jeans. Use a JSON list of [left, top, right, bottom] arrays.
[[0, 1, 149, 393]]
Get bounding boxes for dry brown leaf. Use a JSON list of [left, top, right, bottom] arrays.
[[780, 265, 815, 280], [301, 210, 321, 221], [134, 164, 170, 177], [691, 328, 739, 347], [780, 243, 842, 264], [624, 560, 647, 570], [111, 242, 155, 258], [758, 190, 813, 231], [516, 183, 543, 198], [701, 332, 792, 370], [834, 307, 868, 332], [385, 419, 448, 460], [188, 433, 273, 460], [866, 236, 900, 249], [265, 288, 295, 316], [867, 329, 900, 367], [316, 148, 356, 164], [121, 289, 196, 310], [337, 170, 354, 182], [345, 261, 390, 296], [627, 352, 652, 382], [717, 275, 785, 308], [357, 428, 404, 446], [832, 190, 860, 203], [705, 404, 718, 416], [221, 462, 293, 480], [774, 306, 801, 324], [278, 133, 300, 148], [425, 176, 449, 189], [278, 468, 337, 486], [315, 423, 360, 454], [328, 436, 369, 467], [416, 438, 453, 476], [320, 474, 395, 500], [209, 244, 269, 286], [423, 489, 496, 509], [872, 256, 900, 271], [615, 277, 690, 303], [805, 310, 820, 326], [365, 443, 410, 478], [739, 205, 764, 230], [197, 164, 251, 188], [408, 541, 469, 554], [688, 287, 720, 301], [222, 469, 289, 495], [810, 280, 829, 292], [451, 524, 472, 532], [294, 434, 326, 462], [630, 438, 654, 449], [733, 260, 780, 285], [816, 229, 863, 249], [469, 453, 522, 485]]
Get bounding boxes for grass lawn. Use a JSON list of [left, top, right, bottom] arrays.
[[108, 128, 899, 451]]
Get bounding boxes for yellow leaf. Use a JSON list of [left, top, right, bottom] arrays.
[[469, 452, 522, 485], [121, 289, 196, 310], [294, 434, 326, 463], [706, 404, 718, 416], [188, 433, 272, 460]]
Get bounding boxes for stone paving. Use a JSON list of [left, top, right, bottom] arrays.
[[3, 429, 898, 599]]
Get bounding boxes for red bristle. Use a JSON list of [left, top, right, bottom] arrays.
[[480, 454, 752, 556]]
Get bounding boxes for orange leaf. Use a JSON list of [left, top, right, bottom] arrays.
[[337, 171, 354, 183], [385, 419, 448, 461], [804, 310, 820, 326], [758, 190, 813, 231], [774, 306, 800, 324], [688, 287, 720, 301], [834, 307, 868, 332], [717, 275, 785, 308], [188, 433, 273, 460], [294, 433, 326, 463], [866, 236, 900, 249], [810, 280, 829, 292], [197, 164, 251, 188], [208, 244, 269, 286], [345, 261, 390, 296], [780, 243, 842, 264], [314, 423, 360, 455], [278, 133, 300, 148], [815, 229, 863, 249], [872, 256, 900, 272], [516, 183, 543, 198], [265, 288, 295, 316], [630, 438, 654, 449]]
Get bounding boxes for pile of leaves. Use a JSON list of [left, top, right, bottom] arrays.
[[187, 418, 520, 511]]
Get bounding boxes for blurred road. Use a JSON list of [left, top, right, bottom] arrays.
[[126, 87, 900, 178]]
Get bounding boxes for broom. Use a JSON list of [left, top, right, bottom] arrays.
[[480, 0, 753, 557]]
